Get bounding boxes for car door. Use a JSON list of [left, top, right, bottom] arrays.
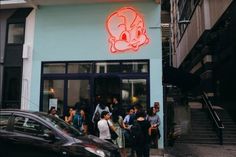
[[7, 114, 65, 157]]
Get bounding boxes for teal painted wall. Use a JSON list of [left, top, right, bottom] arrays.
[[31, 2, 163, 148]]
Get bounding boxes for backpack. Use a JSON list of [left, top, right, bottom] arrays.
[[130, 121, 144, 146]]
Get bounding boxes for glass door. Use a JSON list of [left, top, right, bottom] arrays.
[[42, 80, 64, 117], [94, 76, 120, 107], [121, 79, 147, 111], [67, 79, 90, 112]]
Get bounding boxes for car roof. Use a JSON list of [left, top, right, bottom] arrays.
[[0, 109, 46, 116]]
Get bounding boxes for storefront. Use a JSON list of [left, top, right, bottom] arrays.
[[41, 60, 149, 117], [25, 1, 163, 147]]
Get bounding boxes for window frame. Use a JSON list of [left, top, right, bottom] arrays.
[[6, 22, 25, 45], [40, 60, 150, 114]]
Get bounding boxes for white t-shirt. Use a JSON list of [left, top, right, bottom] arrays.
[[97, 119, 112, 140]]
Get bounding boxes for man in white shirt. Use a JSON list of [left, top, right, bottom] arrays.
[[97, 111, 115, 143]]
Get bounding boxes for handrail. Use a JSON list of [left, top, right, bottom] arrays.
[[201, 91, 224, 144]]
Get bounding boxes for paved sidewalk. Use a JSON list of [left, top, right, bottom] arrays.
[[150, 148, 165, 157], [125, 148, 164, 157], [126, 144, 236, 157], [164, 143, 236, 157]]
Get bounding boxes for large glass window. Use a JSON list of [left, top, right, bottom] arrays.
[[68, 63, 92, 73], [95, 62, 120, 73], [43, 63, 66, 74], [7, 23, 24, 44], [42, 80, 64, 116], [41, 60, 149, 115], [122, 61, 148, 73], [67, 80, 90, 108], [122, 79, 147, 110]]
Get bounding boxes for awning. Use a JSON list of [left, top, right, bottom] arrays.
[[163, 66, 201, 91]]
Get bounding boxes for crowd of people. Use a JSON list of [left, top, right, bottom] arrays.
[[48, 97, 161, 157]]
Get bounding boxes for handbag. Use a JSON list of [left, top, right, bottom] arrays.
[[107, 121, 118, 140], [151, 127, 161, 139], [94, 111, 100, 123]]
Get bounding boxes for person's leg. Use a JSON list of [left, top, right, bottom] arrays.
[[135, 148, 143, 157], [143, 144, 150, 157], [119, 148, 127, 157]]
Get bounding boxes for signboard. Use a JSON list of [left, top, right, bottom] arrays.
[[49, 98, 58, 109], [106, 7, 150, 53]]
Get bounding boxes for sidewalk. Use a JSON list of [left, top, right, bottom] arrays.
[[150, 148, 165, 157], [126, 148, 164, 157], [126, 144, 236, 157], [164, 143, 236, 157]]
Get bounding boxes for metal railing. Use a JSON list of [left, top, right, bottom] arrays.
[[201, 92, 224, 145]]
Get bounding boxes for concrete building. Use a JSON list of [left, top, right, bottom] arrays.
[[170, 0, 236, 119]]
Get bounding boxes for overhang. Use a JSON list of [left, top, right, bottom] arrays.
[[163, 66, 201, 91]]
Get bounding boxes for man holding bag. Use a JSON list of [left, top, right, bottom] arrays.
[[98, 111, 117, 143]]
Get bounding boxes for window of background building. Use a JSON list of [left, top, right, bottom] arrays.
[[177, 0, 199, 40], [7, 23, 24, 44]]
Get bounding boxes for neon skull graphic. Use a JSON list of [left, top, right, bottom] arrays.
[[106, 7, 150, 53]]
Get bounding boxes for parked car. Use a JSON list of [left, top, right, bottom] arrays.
[[0, 109, 121, 157]]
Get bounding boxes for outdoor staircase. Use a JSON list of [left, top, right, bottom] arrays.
[[175, 107, 236, 144], [217, 109, 236, 144]]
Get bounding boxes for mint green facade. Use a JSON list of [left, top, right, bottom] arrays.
[[31, 2, 163, 148]]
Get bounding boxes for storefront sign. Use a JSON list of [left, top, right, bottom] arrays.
[[106, 7, 150, 53]]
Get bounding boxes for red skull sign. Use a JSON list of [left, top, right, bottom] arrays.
[[106, 7, 150, 53]]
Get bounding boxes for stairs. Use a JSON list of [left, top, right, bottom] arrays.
[[216, 110, 236, 144], [176, 108, 219, 144], [175, 107, 236, 144]]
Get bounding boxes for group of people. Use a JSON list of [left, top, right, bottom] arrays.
[[91, 97, 161, 157], [48, 97, 161, 157]]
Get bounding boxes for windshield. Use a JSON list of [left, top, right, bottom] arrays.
[[37, 113, 83, 138]]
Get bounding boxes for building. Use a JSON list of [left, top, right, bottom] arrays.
[[0, 0, 164, 148], [170, 0, 236, 120]]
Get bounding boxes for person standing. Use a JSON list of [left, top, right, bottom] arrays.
[[131, 110, 151, 157], [92, 96, 110, 135], [72, 108, 89, 135], [110, 97, 123, 117], [111, 108, 126, 157], [65, 107, 76, 125], [92, 96, 110, 123], [147, 107, 161, 148], [48, 106, 59, 118], [97, 111, 115, 143]]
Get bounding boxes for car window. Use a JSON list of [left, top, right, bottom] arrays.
[[13, 116, 50, 137], [0, 114, 11, 130], [37, 114, 83, 138]]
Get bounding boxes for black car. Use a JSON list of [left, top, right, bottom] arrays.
[[0, 109, 120, 157]]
